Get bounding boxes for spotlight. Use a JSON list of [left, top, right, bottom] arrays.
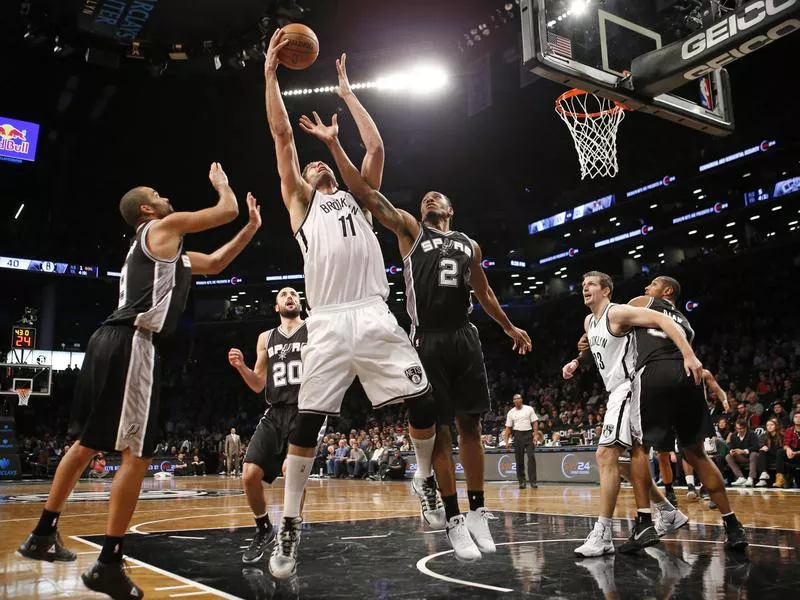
[[53, 35, 63, 54]]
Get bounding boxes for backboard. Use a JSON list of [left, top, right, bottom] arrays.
[[521, 0, 800, 136], [0, 363, 52, 396]]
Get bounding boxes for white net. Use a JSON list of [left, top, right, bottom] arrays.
[[16, 388, 31, 407], [556, 90, 626, 179]]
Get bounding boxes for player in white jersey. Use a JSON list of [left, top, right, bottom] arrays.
[[563, 271, 702, 557], [263, 32, 439, 579]]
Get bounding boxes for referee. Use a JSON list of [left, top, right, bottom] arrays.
[[503, 394, 539, 489]]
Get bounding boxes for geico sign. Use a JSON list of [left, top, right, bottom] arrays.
[[681, 0, 799, 79]]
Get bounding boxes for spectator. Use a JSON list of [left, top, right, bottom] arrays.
[[224, 427, 241, 477], [746, 391, 764, 427], [325, 445, 337, 476], [781, 411, 800, 488], [547, 432, 562, 447], [333, 439, 350, 478], [754, 418, 783, 487], [725, 419, 760, 487], [367, 441, 387, 478], [386, 450, 407, 480], [174, 453, 189, 476], [191, 454, 206, 476], [88, 453, 108, 479], [770, 402, 791, 430], [347, 442, 368, 478]]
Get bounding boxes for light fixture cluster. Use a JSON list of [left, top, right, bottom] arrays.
[[459, 1, 519, 51], [282, 65, 449, 97], [547, 0, 594, 27]]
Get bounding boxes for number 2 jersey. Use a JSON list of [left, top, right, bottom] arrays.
[[587, 303, 638, 392], [294, 188, 389, 309], [633, 297, 694, 370], [265, 323, 307, 407], [403, 223, 474, 331]]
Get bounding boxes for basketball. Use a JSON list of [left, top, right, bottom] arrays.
[[278, 24, 319, 70]]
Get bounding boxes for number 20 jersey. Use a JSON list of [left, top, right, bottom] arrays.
[[587, 303, 638, 392], [265, 323, 307, 407], [294, 189, 389, 309], [403, 224, 474, 330]]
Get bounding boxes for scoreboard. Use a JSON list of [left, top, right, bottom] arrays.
[[0, 255, 99, 278], [11, 326, 36, 349]]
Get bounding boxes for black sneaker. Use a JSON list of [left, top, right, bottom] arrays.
[[243, 526, 277, 564], [519, 481, 527, 489], [686, 484, 698, 500], [81, 560, 144, 599], [666, 489, 678, 507], [18, 531, 76, 562], [619, 522, 660, 554], [725, 521, 749, 551], [529, 482, 538, 489]]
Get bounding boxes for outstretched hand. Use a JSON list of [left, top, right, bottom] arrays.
[[504, 325, 532, 355], [335, 53, 353, 98], [208, 162, 229, 190], [246, 192, 262, 229], [264, 28, 290, 75], [299, 111, 339, 144]]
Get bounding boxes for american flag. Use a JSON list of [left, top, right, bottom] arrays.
[[547, 32, 573, 59]]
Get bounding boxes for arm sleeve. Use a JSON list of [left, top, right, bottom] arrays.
[[530, 407, 539, 423], [505, 412, 513, 428]]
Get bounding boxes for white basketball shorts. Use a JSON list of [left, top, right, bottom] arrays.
[[298, 296, 430, 415], [598, 379, 642, 448]]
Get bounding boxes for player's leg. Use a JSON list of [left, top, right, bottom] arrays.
[[674, 372, 748, 551], [270, 309, 354, 579], [683, 459, 698, 498], [657, 451, 677, 505], [432, 422, 458, 517]]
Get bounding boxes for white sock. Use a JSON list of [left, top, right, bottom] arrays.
[[598, 516, 612, 527], [685, 475, 695, 486], [282, 454, 314, 518], [410, 434, 436, 478]]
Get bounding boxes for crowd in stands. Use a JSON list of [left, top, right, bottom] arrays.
[[10, 248, 800, 488]]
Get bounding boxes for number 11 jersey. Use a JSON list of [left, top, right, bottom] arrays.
[[295, 189, 389, 309], [403, 224, 474, 330]]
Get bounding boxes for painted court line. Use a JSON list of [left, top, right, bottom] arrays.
[[170, 592, 208, 598], [169, 535, 207, 540], [341, 533, 392, 540], [155, 584, 195, 591]]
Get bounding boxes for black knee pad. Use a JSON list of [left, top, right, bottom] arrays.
[[290, 413, 326, 447], [406, 390, 436, 430]]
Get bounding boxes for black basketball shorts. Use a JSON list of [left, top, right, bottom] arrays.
[[68, 325, 161, 459], [631, 359, 707, 452], [412, 323, 490, 425], [244, 403, 299, 483]]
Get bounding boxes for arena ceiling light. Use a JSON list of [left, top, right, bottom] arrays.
[[283, 64, 449, 97]]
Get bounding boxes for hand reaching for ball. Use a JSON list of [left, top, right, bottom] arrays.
[[264, 29, 290, 76], [335, 53, 353, 98], [299, 111, 339, 145]]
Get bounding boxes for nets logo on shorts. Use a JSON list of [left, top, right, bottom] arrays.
[[404, 366, 423, 385], [602, 424, 615, 439]]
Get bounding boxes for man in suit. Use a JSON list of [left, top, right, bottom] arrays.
[[225, 428, 242, 477]]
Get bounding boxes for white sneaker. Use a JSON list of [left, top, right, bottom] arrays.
[[755, 479, 768, 487], [269, 516, 302, 580], [654, 508, 689, 537], [758, 471, 770, 481], [465, 508, 496, 553], [745, 477, 754, 487], [445, 515, 481, 562], [730, 477, 747, 487], [411, 475, 446, 529], [574, 521, 614, 558]]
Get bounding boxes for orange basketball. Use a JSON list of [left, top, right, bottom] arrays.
[[278, 23, 319, 70]]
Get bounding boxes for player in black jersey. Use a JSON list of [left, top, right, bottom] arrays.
[[300, 116, 531, 561], [18, 163, 263, 598], [624, 276, 747, 551], [228, 287, 307, 564]]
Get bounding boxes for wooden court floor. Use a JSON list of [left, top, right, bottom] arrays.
[[1, 475, 799, 599]]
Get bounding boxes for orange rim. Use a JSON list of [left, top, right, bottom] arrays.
[[555, 88, 628, 119]]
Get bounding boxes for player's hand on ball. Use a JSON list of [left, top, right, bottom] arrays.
[[505, 325, 532, 355], [299, 111, 339, 144], [264, 29, 290, 75], [684, 354, 703, 384], [208, 162, 229, 190], [335, 53, 353, 98], [577, 333, 589, 353], [228, 348, 244, 368], [562, 360, 578, 380], [246, 193, 262, 229]]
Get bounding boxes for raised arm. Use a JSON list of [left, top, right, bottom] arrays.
[[608, 304, 702, 382], [468, 241, 532, 355], [264, 29, 312, 230], [298, 112, 418, 246], [335, 53, 385, 190], [186, 193, 262, 275], [228, 332, 268, 394]]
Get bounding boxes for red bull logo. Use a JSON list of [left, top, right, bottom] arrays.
[[0, 124, 29, 154]]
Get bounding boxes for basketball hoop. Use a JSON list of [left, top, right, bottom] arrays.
[[555, 89, 627, 179], [16, 388, 31, 407]]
